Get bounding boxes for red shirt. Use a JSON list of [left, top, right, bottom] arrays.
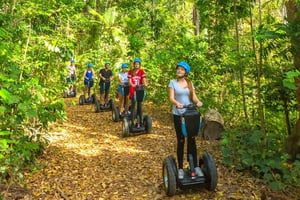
[[128, 69, 146, 86], [128, 69, 146, 98]]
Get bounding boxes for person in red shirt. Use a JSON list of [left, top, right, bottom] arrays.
[[128, 58, 148, 127], [128, 58, 148, 99]]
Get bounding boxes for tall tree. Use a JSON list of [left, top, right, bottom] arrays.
[[285, 0, 300, 133]]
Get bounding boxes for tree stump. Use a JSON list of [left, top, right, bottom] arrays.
[[202, 109, 225, 140]]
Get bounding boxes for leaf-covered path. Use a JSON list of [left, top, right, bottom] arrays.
[[21, 98, 297, 200]]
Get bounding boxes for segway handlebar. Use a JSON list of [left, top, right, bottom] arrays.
[[178, 103, 204, 109]]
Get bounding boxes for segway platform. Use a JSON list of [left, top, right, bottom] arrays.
[[95, 99, 113, 113], [179, 171, 205, 186], [79, 94, 96, 105], [163, 152, 218, 196]]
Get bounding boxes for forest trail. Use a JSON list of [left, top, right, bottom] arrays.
[[18, 97, 296, 200]]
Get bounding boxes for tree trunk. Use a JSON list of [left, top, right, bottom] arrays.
[[234, 0, 249, 123], [257, 0, 267, 146], [193, 5, 199, 36], [285, 0, 300, 132]]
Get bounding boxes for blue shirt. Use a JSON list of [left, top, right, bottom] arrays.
[[168, 79, 194, 115], [84, 70, 93, 82]]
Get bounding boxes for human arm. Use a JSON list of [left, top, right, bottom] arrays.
[[83, 70, 87, 79], [169, 87, 183, 109], [128, 70, 135, 87], [142, 77, 148, 87], [98, 69, 105, 81], [192, 89, 203, 107], [118, 74, 123, 84], [92, 69, 95, 78]]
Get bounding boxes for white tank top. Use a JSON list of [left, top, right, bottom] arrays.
[[119, 72, 128, 85]]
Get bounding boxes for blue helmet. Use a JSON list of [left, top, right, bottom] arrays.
[[133, 58, 141, 63], [176, 61, 190, 74], [71, 59, 75, 63], [87, 63, 93, 68], [121, 63, 128, 68]]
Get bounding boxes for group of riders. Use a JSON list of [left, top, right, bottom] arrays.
[[65, 58, 147, 115], [66, 58, 206, 181]]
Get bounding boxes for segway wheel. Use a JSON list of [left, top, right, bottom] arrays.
[[143, 115, 152, 133], [111, 99, 116, 110], [73, 88, 77, 97], [79, 95, 85, 105], [108, 99, 113, 109], [95, 100, 101, 113], [91, 94, 96, 104], [162, 156, 177, 196], [201, 152, 218, 191], [122, 118, 130, 137], [63, 91, 68, 98], [112, 106, 120, 122]]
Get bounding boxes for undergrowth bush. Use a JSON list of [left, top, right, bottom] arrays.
[[221, 129, 300, 190]]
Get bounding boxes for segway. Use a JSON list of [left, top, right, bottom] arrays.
[[79, 78, 96, 105], [112, 84, 130, 122], [63, 78, 77, 98], [95, 79, 114, 112], [63, 86, 77, 98], [122, 85, 152, 137], [162, 104, 218, 196]]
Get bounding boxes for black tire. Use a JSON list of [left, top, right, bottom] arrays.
[[91, 94, 96, 104], [73, 88, 77, 97], [162, 156, 177, 196], [122, 118, 130, 137], [95, 100, 101, 113], [111, 99, 116, 110], [108, 99, 113, 109], [63, 91, 68, 98], [200, 152, 218, 191], [112, 106, 120, 122], [143, 115, 152, 133], [79, 95, 85, 105]]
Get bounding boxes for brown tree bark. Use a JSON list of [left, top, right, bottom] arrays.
[[193, 5, 200, 36], [285, 0, 300, 130]]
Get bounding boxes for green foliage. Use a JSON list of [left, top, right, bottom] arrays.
[[0, 1, 67, 184], [283, 70, 300, 90], [0, 0, 299, 193], [221, 129, 300, 190]]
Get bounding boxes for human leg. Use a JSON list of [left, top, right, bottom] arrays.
[[84, 81, 88, 96], [173, 115, 185, 169], [118, 93, 123, 111], [104, 82, 111, 104], [187, 135, 198, 167], [99, 82, 105, 105]]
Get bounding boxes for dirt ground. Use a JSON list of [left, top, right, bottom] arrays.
[[2, 97, 299, 200]]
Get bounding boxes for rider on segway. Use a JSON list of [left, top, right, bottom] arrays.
[[117, 63, 130, 115], [128, 58, 148, 128], [64, 59, 77, 97], [168, 61, 204, 179], [98, 61, 114, 109], [83, 63, 95, 101]]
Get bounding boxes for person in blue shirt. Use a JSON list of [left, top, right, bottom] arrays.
[[117, 63, 130, 114], [168, 61, 203, 179], [83, 63, 95, 99]]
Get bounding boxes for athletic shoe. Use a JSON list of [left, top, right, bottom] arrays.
[[178, 169, 184, 179], [195, 167, 204, 177]]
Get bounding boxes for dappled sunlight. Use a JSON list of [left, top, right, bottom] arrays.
[[23, 97, 284, 200]]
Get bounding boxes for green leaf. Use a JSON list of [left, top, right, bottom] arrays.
[[283, 80, 297, 90], [0, 131, 11, 136], [0, 89, 12, 101]]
